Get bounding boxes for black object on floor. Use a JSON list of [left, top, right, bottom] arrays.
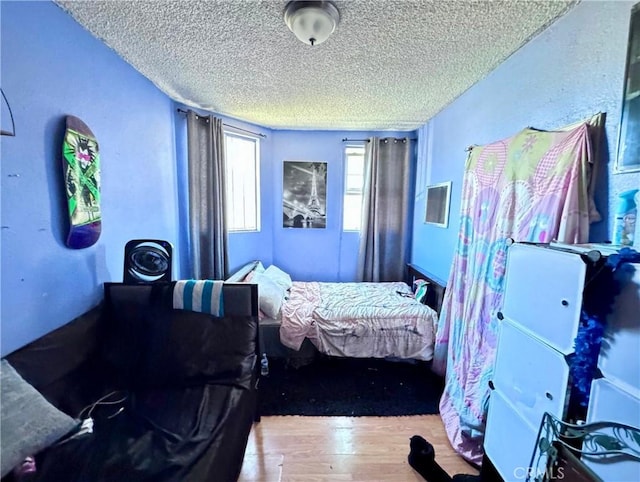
[[408, 435, 452, 482], [408, 435, 481, 482], [259, 356, 444, 416]]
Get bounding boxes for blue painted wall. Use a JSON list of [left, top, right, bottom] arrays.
[[173, 115, 415, 281], [172, 115, 415, 281], [1, 1, 180, 356], [411, 0, 640, 283], [269, 130, 415, 282]]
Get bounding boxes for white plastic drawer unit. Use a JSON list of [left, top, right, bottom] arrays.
[[492, 320, 570, 430], [501, 243, 586, 355], [598, 263, 640, 394], [485, 390, 540, 482]]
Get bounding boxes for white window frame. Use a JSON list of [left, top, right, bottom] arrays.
[[342, 143, 366, 232], [223, 129, 261, 233]]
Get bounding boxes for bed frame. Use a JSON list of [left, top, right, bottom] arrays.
[[406, 263, 447, 316], [227, 261, 447, 360]]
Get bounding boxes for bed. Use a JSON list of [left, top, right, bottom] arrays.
[[227, 261, 442, 361]]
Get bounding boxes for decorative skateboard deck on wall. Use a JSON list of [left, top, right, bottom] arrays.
[[63, 115, 101, 249]]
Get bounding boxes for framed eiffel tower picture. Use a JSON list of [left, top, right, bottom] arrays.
[[283, 161, 327, 228]]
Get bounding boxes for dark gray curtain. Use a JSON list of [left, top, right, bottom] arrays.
[[186, 111, 228, 279], [357, 137, 412, 282]]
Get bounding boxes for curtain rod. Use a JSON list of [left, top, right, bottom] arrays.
[[342, 137, 417, 142], [177, 108, 266, 138]]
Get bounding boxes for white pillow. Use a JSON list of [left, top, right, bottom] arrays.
[[251, 272, 285, 319], [264, 265, 293, 291]]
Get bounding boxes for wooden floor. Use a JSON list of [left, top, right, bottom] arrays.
[[239, 415, 479, 481]]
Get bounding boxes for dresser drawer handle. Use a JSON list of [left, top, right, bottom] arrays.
[[545, 392, 553, 401], [561, 299, 569, 307]]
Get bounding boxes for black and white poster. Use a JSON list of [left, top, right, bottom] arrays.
[[283, 161, 327, 228]]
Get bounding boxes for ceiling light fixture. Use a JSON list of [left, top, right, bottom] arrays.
[[284, 1, 340, 47]]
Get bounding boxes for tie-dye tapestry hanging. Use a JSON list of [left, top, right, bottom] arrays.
[[433, 118, 601, 465]]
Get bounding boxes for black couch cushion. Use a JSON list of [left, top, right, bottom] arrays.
[[5, 305, 114, 418], [102, 283, 258, 389], [30, 383, 256, 482]]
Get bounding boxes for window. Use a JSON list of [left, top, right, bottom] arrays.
[[224, 131, 260, 232], [343, 144, 366, 231]]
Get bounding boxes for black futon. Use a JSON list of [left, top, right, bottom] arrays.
[[3, 282, 259, 482]]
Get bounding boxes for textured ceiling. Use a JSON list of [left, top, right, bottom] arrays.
[[55, 0, 577, 131]]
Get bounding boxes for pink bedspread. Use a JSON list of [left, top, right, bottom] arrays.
[[280, 281, 436, 360]]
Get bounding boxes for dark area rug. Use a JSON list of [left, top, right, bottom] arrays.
[[259, 356, 444, 416]]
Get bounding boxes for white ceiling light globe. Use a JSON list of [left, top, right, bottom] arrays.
[[284, 1, 340, 46]]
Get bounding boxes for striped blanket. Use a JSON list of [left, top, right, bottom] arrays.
[[173, 280, 224, 316]]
